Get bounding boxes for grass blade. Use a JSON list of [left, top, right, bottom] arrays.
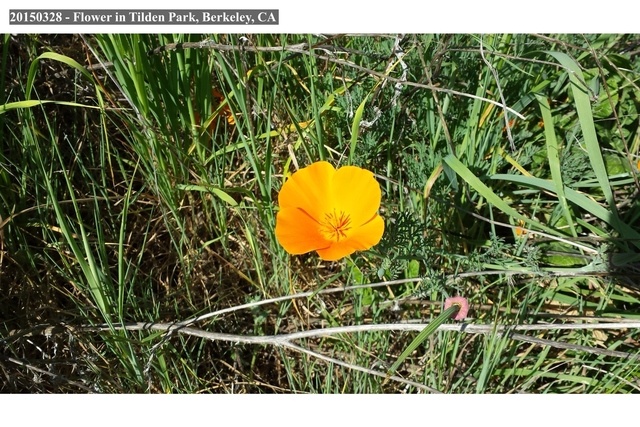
[[535, 93, 578, 238], [545, 51, 620, 222]]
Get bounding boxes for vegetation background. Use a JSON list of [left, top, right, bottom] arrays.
[[1, 33, 640, 393]]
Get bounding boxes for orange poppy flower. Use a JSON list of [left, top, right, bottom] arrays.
[[275, 161, 385, 261], [213, 88, 235, 125], [515, 219, 528, 237], [193, 88, 235, 133]]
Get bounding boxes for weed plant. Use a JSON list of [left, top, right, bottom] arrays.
[[1, 34, 640, 393]]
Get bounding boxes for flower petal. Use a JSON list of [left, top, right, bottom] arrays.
[[345, 214, 384, 250], [316, 214, 384, 261], [275, 206, 330, 255], [278, 161, 335, 221], [332, 166, 381, 227], [315, 243, 355, 261]]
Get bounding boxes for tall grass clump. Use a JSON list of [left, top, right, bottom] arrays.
[[1, 34, 640, 393]]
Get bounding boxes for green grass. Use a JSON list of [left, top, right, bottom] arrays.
[[1, 33, 640, 393]]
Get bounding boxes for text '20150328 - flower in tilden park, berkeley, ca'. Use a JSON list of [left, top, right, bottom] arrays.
[[275, 161, 385, 261]]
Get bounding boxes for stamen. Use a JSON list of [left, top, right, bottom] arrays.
[[320, 209, 352, 242]]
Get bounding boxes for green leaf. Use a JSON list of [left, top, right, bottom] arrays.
[[27, 52, 97, 100], [349, 93, 370, 165], [535, 93, 577, 237], [385, 304, 461, 381], [407, 260, 420, 279], [545, 51, 619, 222], [491, 173, 640, 249], [176, 184, 238, 206], [443, 154, 563, 238], [0, 100, 101, 115]]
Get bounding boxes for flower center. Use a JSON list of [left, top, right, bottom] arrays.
[[319, 209, 352, 242]]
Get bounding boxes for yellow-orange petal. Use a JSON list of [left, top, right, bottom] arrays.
[[332, 165, 381, 227], [275, 206, 331, 255], [278, 161, 335, 222], [316, 214, 384, 261], [347, 213, 385, 249]]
